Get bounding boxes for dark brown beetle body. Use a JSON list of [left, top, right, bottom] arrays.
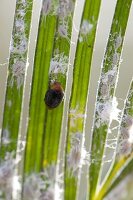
[[44, 82, 64, 109]]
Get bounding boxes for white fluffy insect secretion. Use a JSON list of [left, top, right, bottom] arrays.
[[100, 67, 117, 99], [79, 19, 93, 42], [49, 53, 68, 75], [58, 24, 70, 43], [15, 19, 25, 32], [1, 129, 11, 145], [42, 0, 52, 16], [117, 115, 133, 157], [97, 97, 120, 125], [40, 187, 54, 200], [102, 66, 117, 87], [80, 20, 93, 36], [23, 165, 62, 200], [12, 35, 28, 54], [9, 0, 29, 89], [23, 174, 44, 200], [68, 133, 82, 173], [127, 119, 133, 144], [100, 84, 109, 97], [0, 152, 15, 199], [68, 133, 89, 174], [11, 60, 25, 88], [114, 34, 122, 49], [58, 24, 68, 37], [112, 52, 120, 66], [57, 0, 74, 18]]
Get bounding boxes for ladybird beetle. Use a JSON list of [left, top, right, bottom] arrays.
[[44, 82, 64, 109]]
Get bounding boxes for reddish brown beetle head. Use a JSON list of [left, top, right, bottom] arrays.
[[50, 81, 63, 92]]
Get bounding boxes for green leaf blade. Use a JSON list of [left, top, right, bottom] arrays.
[[98, 80, 133, 199], [0, 0, 33, 160], [64, 0, 102, 199], [89, 0, 132, 199]]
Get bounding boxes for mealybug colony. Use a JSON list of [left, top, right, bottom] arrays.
[[44, 82, 64, 109]]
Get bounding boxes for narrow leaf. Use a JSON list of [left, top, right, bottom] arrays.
[[64, 0, 101, 199], [23, 0, 75, 199], [0, 0, 33, 159], [0, 0, 33, 198], [89, 0, 132, 199], [97, 79, 133, 199]]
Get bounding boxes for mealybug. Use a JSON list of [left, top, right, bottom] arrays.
[[44, 82, 64, 109]]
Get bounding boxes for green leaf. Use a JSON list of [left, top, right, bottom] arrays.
[[88, 0, 132, 199], [96, 79, 133, 199], [24, 0, 75, 176], [0, 0, 33, 159], [64, 0, 101, 199], [106, 156, 133, 197]]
